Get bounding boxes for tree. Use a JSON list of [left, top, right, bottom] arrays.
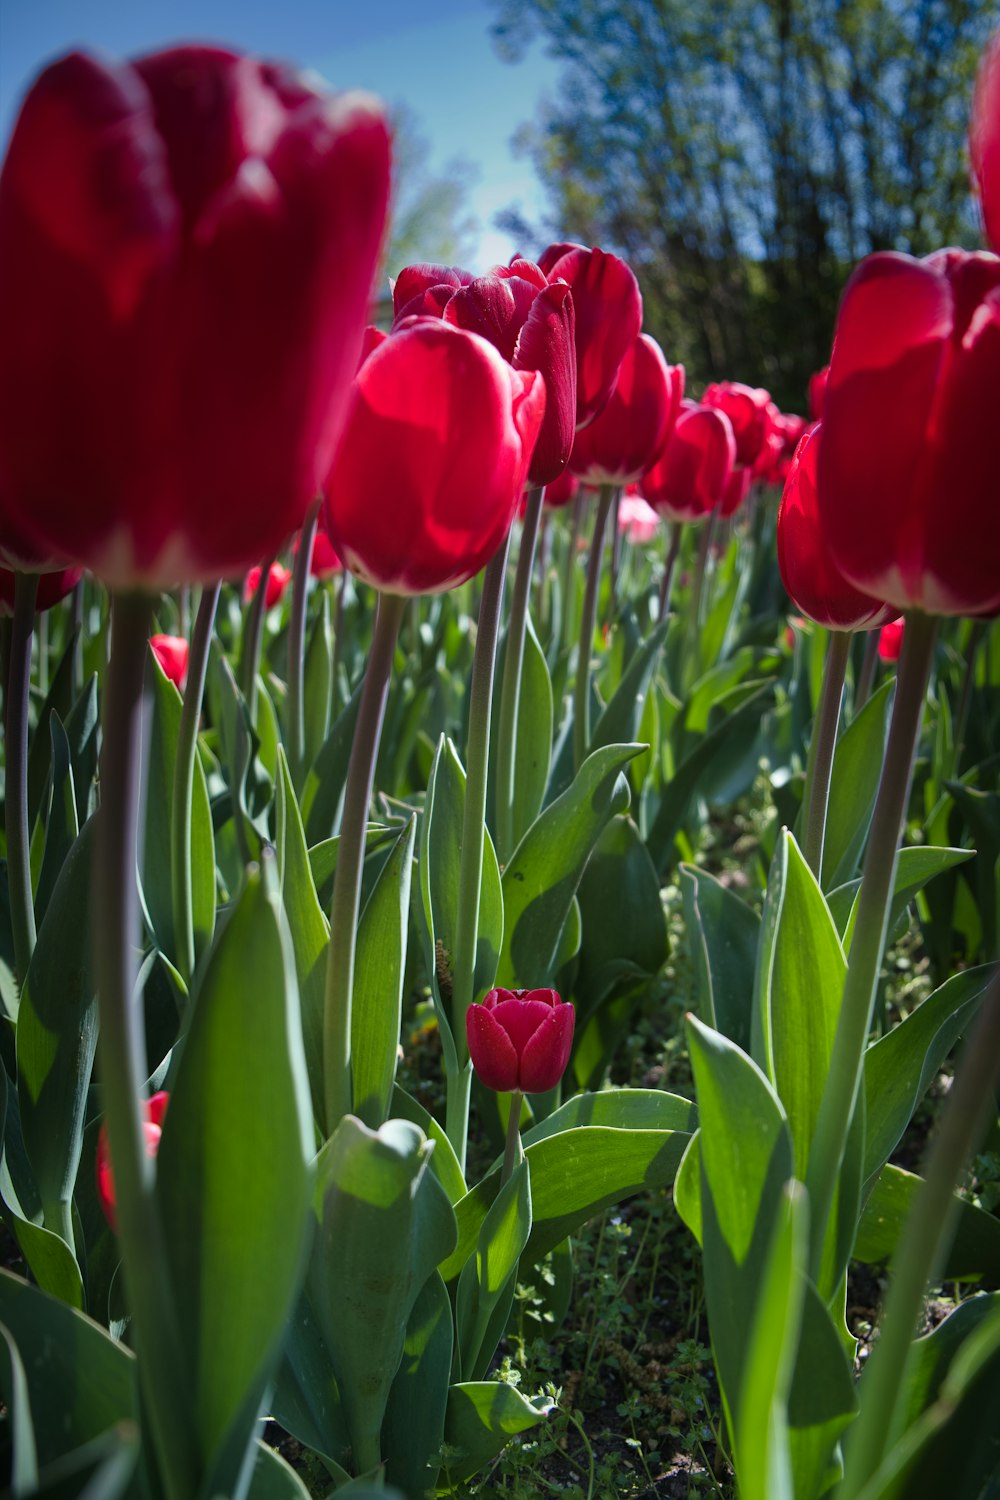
[[490, 0, 993, 409], [380, 106, 479, 295]]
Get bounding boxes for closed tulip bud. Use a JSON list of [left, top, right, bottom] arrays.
[[778, 425, 895, 632], [971, 32, 1000, 252], [244, 561, 292, 608], [0, 566, 82, 615], [0, 46, 390, 588], [466, 988, 575, 1094], [538, 244, 643, 428], [878, 617, 905, 661], [96, 1091, 169, 1231], [569, 335, 682, 485], [817, 249, 1000, 616], [149, 633, 189, 688], [641, 401, 735, 523], [324, 321, 545, 595], [702, 382, 774, 469]]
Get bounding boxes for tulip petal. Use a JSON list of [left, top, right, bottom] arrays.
[[519, 1004, 575, 1094], [466, 1003, 520, 1093]]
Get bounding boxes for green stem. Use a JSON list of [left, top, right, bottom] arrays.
[[178, 586, 190, 641], [608, 488, 622, 618], [323, 590, 406, 1134], [36, 608, 49, 697], [95, 592, 197, 1500], [657, 525, 681, 620], [240, 554, 273, 718], [171, 582, 220, 986], [288, 498, 321, 787], [951, 618, 985, 780], [573, 484, 616, 770], [447, 539, 511, 1169], [496, 490, 543, 861], [535, 504, 550, 627], [805, 610, 938, 1280], [855, 629, 879, 713], [844, 969, 1000, 1494], [561, 491, 586, 657], [801, 629, 851, 880], [5, 571, 38, 980], [71, 580, 84, 699], [683, 514, 715, 692], [501, 1090, 524, 1186]]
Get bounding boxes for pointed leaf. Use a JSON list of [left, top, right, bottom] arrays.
[[457, 1158, 531, 1381], [383, 1272, 454, 1500], [442, 1382, 554, 1484], [352, 818, 416, 1128], [681, 863, 759, 1051], [821, 679, 893, 889]]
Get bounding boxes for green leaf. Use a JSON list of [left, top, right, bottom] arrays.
[[591, 618, 668, 751], [300, 590, 333, 787], [383, 1272, 454, 1500], [155, 862, 314, 1497], [0, 1319, 39, 1494], [275, 748, 330, 1132], [863, 965, 995, 1187], [34, 714, 78, 929], [494, 613, 554, 850], [16, 818, 98, 1244], [683, 645, 758, 737], [821, 679, 893, 889], [390, 1084, 467, 1204], [573, 815, 667, 1019], [442, 1382, 554, 1484], [62, 673, 100, 831], [303, 1115, 458, 1475], [457, 1158, 531, 1381], [247, 1440, 314, 1500], [27, 628, 79, 831], [681, 863, 759, 1051], [301, 680, 362, 845], [786, 1279, 858, 1500], [497, 742, 642, 989], [144, 649, 217, 967], [855, 1164, 1000, 1283], [829, 845, 975, 947], [352, 818, 417, 1129]]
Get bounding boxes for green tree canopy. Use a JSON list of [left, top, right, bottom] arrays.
[[491, 0, 992, 410]]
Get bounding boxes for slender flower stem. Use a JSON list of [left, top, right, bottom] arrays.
[[331, 566, 348, 714], [573, 484, 617, 770], [801, 629, 851, 880], [843, 970, 1000, 1495], [535, 505, 550, 626], [496, 489, 543, 861], [855, 629, 879, 712], [288, 498, 321, 787], [951, 618, 985, 779], [239, 554, 273, 718], [447, 538, 511, 1170], [6, 571, 38, 981], [501, 1090, 524, 1186], [171, 582, 220, 986], [657, 525, 682, 620], [323, 589, 406, 1135], [805, 610, 938, 1280], [561, 492, 586, 657], [608, 488, 622, 617], [96, 592, 196, 1500], [683, 513, 715, 692], [36, 610, 49, 698]]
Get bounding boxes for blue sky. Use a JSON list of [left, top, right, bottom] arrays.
[[0, 0, 556, 269]]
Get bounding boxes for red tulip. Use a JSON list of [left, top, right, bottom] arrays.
[[878, 617, 905, 661], [0, 566, 82, 615], [543, 467, 580, 509], [391, 263, 474, 322], [809, 364, 829, 422], [324, 321, 545, 595], [641, 401, 735, 523], [309, 529, 343, 580], [817, 249, 1000, 616], [466, 988, 575, 1093], [0, 46, 390, 588], [971, 31, 1000, 252], [97, 1091, 169, 1231], [537, 244, 643, 427], [569, 335, 682, 485], [244, 561, 292, 608], [702, 382, 774, 468], [777, 425, 895, 631], [149, 633, 189, 688]]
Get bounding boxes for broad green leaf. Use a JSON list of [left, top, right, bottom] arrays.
[[497, 742, 642, 989], [829, 845, 975, 947], [442, 1382, 554, 1484], [155, 863, 314, 1498], [786, 1279, 858, 1499], [302, 681, 362, 844], [383, 1272, 454, 1500], [855, 1164, 1000, 1283], [0, 1148, 83, 1309], [247, 1441, 314, 1500], [16, 818, 98, 1243], [681, 863, 759, 1051], [520, 1086, 695, 1149], [494, 613, 554, 851], [0, 1320, 39, 1494], [27, 628, 79, 830], [591, 617, 668, 751], [305, 1115, 458, 1475], [683, 645, 758, 736], [352, 818, 417, 1129], [390, 1084, 467, 1204], [573, 816, 667, 1019], [34, 714, 78, 928], [307, 825, 397, 910], [821, 679, 893, 889], [863, 965, 995, 1187], [27, 1425, 138, 1500], [253, 674, 281, 786], [457, 1159, 531, 1381], [143, 650, 217, 966], [275, 748, 330, 1131]]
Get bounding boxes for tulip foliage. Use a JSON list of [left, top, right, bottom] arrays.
[[1, 30, 1000, 1500]]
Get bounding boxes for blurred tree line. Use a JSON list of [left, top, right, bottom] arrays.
[[490, 0, 993, 411]]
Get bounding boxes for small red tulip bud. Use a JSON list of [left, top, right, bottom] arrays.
[[149, 633, 189, 689], [466, 987, 575, 1094], [96, 1091, 169, 1231]]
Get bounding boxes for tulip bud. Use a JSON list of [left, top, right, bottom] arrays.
[[569, 336, 682, 485], [702, 382, 774, 469], [96, 1091, 169, 1231], [244, 561, 292, 609], [642, 401, 735, 523], [466, 988, 575, 1094], [149, 633, 189, 688], [878, 618, 905, 662]]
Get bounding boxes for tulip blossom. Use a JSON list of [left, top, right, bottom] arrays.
[[292, 525, 342, 579], [817, 249, 1000, 616], [149, 633, 189, 688], [702, 382, 774, 469], [244, 562, 292, 609], [97, 1091, 169, 1231], [569, 335, 682, 485], [641, 401, 736, 523], [777, 426, 895, 632], [543, 468, 580, 509], [0, 46, 390, 588], [466, 988, 575, 1094], [536, 244, 643, 427], [0, 566, 82, 614], [809, 364, 830, 422], [324, 321, 545, 595], [971, 32, 1000, 252], [618, 490, 661, 544], [878, 617, 905, 662]]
